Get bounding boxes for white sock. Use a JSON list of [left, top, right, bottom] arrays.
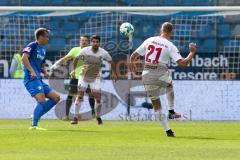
[[155, 110, 170, 131], [95, 103, 102, 118], [74, 102, 81, 117], [166, 85, 174, 110]]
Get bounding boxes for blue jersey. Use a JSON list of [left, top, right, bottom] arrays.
[[22, 41, 46, 85]]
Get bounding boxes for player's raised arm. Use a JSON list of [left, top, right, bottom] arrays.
[[130, 39, 147, 73], [176, 43, 196, 68], [51, 54, 72, 70], [22, 49, 37, 79]]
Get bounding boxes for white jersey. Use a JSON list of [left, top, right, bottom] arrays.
[[135, 36, 182, 85], [135, 36, 182, 65], [77, 46, 112, 82]]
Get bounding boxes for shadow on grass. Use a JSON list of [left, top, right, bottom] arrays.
[[175, 136, 216, 140], [47, 129, 102, 133]]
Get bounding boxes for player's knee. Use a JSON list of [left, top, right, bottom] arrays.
[[35, 93, 46, 102]]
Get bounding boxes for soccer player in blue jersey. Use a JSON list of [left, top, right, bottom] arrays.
[[22, 28, 60, 130]]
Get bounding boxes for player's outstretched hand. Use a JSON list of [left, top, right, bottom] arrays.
[[189, 43, 196, 53]]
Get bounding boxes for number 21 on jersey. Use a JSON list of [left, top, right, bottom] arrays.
[[146, 44, 162, 64]]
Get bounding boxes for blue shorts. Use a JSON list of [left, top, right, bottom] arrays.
[[25, 79, 52, 97]]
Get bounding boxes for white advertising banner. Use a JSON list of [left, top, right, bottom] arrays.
[[0, 79, 240, 121]]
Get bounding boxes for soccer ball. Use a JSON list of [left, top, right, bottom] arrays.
[[120, 22, 134, 37]]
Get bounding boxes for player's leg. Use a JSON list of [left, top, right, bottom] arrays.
[[42, 80, 60, 112], [145, 84, 174, 137], [71, 77, 87, 124], [159, 72, 181, 119], [86, 85, 95, 117], [25, 79, 47, 130], [166, 83, 181, 119], [32, 93, 46, 127], [45, 91, 61, 112], [30, 86, 60, 131], [91, 90, 102, 125], [90, 79, 102, 125], [64, 78, 78, 120]]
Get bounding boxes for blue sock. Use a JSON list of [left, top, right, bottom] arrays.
[[42, 99, 57, 115], [32, 102, 45, 126]]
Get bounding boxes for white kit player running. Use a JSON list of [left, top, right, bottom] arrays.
[[71, 35, 117, 125], [130, 22, 196, 137]]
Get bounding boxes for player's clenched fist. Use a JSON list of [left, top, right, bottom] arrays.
[[189, 43, 196, 53]]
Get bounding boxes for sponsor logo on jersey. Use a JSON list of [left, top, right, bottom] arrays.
[[23, 47, 31, 52], [37, 54, 45, 60]]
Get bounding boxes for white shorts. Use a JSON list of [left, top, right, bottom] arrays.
[[78, 76, 101, 91], [142, 72, 172, 99]]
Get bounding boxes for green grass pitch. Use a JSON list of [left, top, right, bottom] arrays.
[[0, 120, 239, 160]]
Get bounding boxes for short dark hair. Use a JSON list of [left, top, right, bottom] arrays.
[[35, 28, 49, 40], [90, 35, 100, 42], [161, 22, 173, 33], [81, 35, 90, 39]]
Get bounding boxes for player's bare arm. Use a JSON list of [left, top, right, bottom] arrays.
[[71, 55, 81, 79], [130, 51, 141, 73], [22, 53, 37, 79], [177, 43, 196, 68], [51, 54, 72, 70]]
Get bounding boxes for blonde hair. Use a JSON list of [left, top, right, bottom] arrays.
[[161, 22, 173, 33]]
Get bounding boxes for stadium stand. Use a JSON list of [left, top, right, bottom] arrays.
[[1, 0, 240, 79]]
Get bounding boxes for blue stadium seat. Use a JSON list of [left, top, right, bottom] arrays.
[[122, 0, 144, 5], [163, 0, 178, 5], [179, 0, 214, 6], [49, 22, 60, 30], [202, 39, 216, 53], [142, 24, 155, 38], [197, 24, 215, 38], [67, 38, 79, 46], [49, 38, 66, 51], [180, 0, 195, 5], [50, 0, 64, 5], [0, 1, 8, 5], [217, 24, 230, 38], [29, 0, 50, 5], [223, 39, 240, 47], [180, 39, 201, 53], [63, 22, 79, 31], [132, 38, 144, 50]]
